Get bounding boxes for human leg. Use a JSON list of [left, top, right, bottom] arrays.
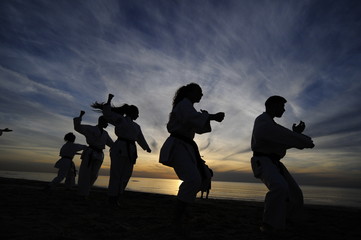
[[171, 151, 201, 227], [108, 149, 122, 197], [77, 148, 92, 196], [50, 159, 71, 187], [253, 156, 289, 230], [279, 163, 304, 223], [119, 157, 134, 194], [173, 158, 202, 204], [65, 163, 76, 189], [89, 152, 104, 186], [108, 153, 132, 206]]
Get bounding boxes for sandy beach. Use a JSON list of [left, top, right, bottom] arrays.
[[0, 177, 359, 240]]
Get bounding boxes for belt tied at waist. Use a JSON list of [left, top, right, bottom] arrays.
[[86, 146, 104, 167], [253, 151, 284, 175], [89, 145, 103, 153], [170, 133, 207, 179], [253, 152, 281, 162], [117, 137, 137, 164]]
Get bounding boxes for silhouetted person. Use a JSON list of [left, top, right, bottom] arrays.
[[200, 167, 213, 199], [159, 83, 225, 228], [45, 132, 87, 191], [92, 94, 151, 206], [250, 96, 315, 235], [74, 111, 113, 198], [0, 128, 12, 136]]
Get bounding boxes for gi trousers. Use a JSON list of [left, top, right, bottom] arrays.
[[78, 148, 104, 196], [51, 158, 75, 189], [251, 156, 303, 229], [108, 142, 134, 197], [172, 144, 202, 203]]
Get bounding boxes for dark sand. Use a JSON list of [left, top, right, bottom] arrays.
[[0, 177, 360, 240]]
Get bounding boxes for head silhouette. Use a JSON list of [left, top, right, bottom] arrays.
[[64, 132, 76, 142], [173, 83, 203, 107], [265, 96, 287, 118], [98, 116, 108, 128], [127, 105, 139, 120]]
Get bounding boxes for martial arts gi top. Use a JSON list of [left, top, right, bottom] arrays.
[[55, 142, 87, 168], [73, 117, 113, 152], [251, 112, 314, 158], [102, 105, 150, 163], [159, 98, 211, 167]]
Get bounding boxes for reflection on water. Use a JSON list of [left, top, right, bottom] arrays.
[[95, 175, 182, 196], [1, 170, 360, 208]]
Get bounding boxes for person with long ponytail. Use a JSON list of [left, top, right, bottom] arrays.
[[92, 94, 151, 206], [159, 83, 225, 228]]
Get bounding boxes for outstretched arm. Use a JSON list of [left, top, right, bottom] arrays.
[[201, 110, 225, 123], [209, 112, 225, 122], [1, 128, 13, 132], [0, 128, 13, 136], [255, 117, 314, 149]]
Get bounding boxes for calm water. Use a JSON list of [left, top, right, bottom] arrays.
[[1, 170, 360, 208]]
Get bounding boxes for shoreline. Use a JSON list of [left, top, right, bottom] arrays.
[[1, 177, 360, 239], [2, 170, 360, 209]]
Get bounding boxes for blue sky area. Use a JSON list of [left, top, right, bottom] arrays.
[[0, 0, 360, 188]]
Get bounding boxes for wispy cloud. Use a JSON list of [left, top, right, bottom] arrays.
[[0, 0, 360, 187]]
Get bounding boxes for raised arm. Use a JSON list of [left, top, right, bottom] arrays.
[[107, 94, 114, 105], [73, 110, 90, 135], [73, 111, 83, 133], [101, 94, 123, 125]]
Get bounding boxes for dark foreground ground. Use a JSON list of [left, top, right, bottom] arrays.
[[0, 177, 360, 240]]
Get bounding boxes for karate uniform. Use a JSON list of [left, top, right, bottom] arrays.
[[74, 117, 113, 197], [102, 105, 151, 197], [159, 98, 211, 203], [50, 142, 87, 188], [250, 112, 314, 229]]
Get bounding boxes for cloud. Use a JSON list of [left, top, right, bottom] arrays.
[[0, 0, 360, 187]]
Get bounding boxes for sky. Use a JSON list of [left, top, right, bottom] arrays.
[[0, 0, 360, 188]]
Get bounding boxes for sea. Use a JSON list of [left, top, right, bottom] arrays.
[[1, 170, 360, 208]]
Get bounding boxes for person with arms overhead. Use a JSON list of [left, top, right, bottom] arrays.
[[92, 94, 151, 206], [159, 83, 225, 228], [74, 111, 113, 198], [250, 95, 315, 236]]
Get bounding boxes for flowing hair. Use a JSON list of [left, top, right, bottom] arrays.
[[91, 102, 137, 116], [172, 83, 201, 108]]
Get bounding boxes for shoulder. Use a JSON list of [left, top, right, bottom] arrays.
[[174, 98, 194, 112], [79, 124, 95, 129], [255, 112, 268, 122], [132, 121, 141, 129], [102, 129, 111, 136]]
